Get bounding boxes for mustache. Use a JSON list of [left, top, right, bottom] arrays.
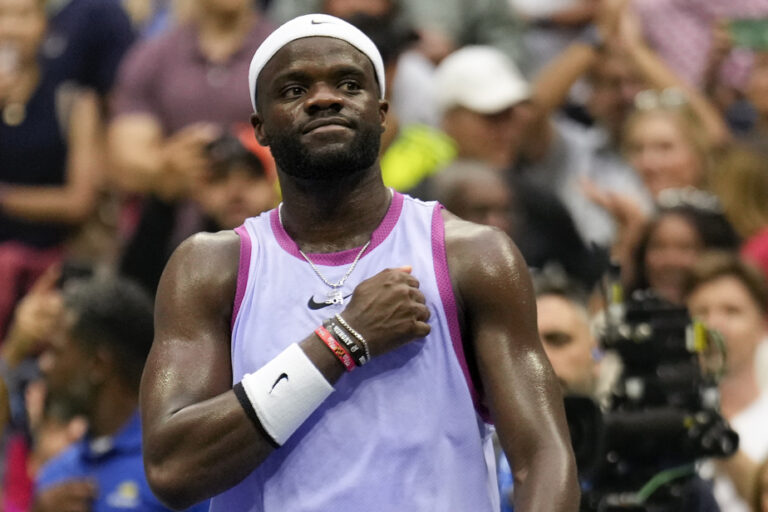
[[301, 113, 354, 134]]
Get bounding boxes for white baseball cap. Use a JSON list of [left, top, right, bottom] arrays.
[[248, 14, 386, 112], [434, 46, 529, 115]]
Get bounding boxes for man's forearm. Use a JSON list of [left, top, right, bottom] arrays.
[[512, 442, 580, 511]]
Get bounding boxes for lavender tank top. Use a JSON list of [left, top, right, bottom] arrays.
[[210, 191, 499, 512]]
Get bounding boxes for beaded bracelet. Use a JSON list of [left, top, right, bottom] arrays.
[[334, 314, 371, 362], [315, 326, 356, 372]]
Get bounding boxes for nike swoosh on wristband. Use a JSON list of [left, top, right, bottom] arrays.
[[307, 294, 352, 310], [270, 373, 289, 393]]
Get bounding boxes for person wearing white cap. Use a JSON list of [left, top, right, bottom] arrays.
[[435, 45, 531, 171], [140, 13, 579, 512], [381, 45, 531, 192]]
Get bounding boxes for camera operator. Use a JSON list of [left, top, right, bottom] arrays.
[[685, 251, 768, 512], [526, 271, 726, 511]]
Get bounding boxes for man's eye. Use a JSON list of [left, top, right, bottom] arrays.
[[542, 331, 572, 347], [341, 81, 361, 91], [282, 86, 304, 97]]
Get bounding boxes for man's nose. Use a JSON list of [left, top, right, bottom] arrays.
[[305, 83, 343, 112]]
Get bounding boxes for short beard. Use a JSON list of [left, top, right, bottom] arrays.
[[268, 122, 382, 181]]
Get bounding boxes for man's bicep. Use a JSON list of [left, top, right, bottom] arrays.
[[457, 231, 567, 458], [141, 232, 239, 423]]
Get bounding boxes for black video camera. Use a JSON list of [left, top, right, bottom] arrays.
[[565, 290, 738, 511]]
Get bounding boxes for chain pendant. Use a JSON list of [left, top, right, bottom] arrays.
[[326, 289, 345, 305]]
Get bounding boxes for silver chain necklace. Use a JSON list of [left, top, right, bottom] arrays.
[[279, 204, 371, 306]]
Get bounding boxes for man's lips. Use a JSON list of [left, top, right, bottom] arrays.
[[302, 117, 352, 134]]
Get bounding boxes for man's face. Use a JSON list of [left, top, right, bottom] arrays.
[[442, 105, 524, 169], [197, 166, 277, 230], [687, 275, 767, 375], [644, 214, 702, 305], [252, 37, 387, 181], [447, 174, 513, 233], [537, 294, 599, 395], [625, 112, 703, 198], [38, 310, 97, 414], [587, 55, 645, 139], [0, 0, 46, 67]]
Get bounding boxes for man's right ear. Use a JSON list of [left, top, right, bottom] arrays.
[[251, 112, 269, 146]]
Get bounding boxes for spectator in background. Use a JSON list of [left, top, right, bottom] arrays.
[[434, 46, 530, 170], [634, 0, 768, 88], [622, 92, 716, 198], [522, 1, 729, 247], [28, 0, 135, 272], [195, 133, 277, 231], [428, 160, 606, 288], [0, 0, 101, 338], [108, 0, 273, 293], [0, 263, 92, 512], [685, 252, 768, 512], [384, 44, 530, 192], [534, 282, 600, 397], [41, 0, 134, 100], [33, 275, 209, 512], [741, 52, 768, 145], [508, 0, 597, 77], [626, 201, 740, 306], [710, 147, 768, 281], [268, 0, 524, 62]]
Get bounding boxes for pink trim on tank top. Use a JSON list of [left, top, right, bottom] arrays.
[[269, 190, 405, 266], [431, 205, 491, 423], [232, 225, 252, 330]]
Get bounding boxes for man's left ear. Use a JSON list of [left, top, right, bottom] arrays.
[[251, 112, 270, 146], [88, 347, 113, 385], [379, 100, 389, 132]]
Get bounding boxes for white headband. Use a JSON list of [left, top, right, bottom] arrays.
[[248, 14, 386, 112]]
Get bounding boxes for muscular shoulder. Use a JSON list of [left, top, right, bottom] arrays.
[[157, 230, 241, 315], [442, 209, 533, 314], [443, 210, 524, 282]]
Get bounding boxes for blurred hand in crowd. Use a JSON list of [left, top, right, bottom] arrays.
[[581, 177, 648, 271], [595, 0, 628, 41], [2, 265, 63, 367], [157, 123, 220, 201], [33, 479, 97, 512]]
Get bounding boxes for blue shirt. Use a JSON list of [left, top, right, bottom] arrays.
[[36, 411, 209, 512], [497, 453, 514, 512]]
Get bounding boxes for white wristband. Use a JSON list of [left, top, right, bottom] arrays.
[[239, 343, 334, 445]]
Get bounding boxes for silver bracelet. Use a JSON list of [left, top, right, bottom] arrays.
[[335, 314, 371, 362]]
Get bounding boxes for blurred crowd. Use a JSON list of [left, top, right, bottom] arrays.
[[2, 0, 768, 510]]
